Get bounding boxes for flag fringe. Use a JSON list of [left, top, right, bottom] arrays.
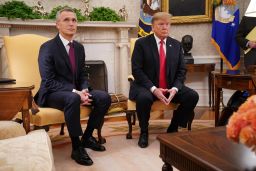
[[211, 38, 240, 70]]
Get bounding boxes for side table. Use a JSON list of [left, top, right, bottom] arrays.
[[0, 82, 34, 133]]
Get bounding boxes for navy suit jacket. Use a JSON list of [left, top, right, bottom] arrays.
[[35, 35, 88, 106], [129, 34, 186, 99]]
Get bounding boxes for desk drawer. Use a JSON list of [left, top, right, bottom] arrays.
[[216, 77, 254, 90], [186, 64, 215, 73]]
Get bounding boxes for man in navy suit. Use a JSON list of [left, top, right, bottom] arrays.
[[129, 12, 199, 148], [36, 8, 111, 166]]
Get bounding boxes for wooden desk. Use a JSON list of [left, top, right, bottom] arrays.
[[214, 71, 256, 126], [0, 82, 34, 133], [186, 63, 215, 107], [157, 127, 256, 171]]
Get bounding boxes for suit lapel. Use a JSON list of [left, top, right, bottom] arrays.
[[55, 35, 73, 73], [149, 35, 160, 80], [166, 37, 175, 81]]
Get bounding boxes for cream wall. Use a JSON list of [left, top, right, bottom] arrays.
[[0, 0, 248, 57], [1, 0, 248, 64], [0, 0, 141, 23], [0, 0, 252, 106]]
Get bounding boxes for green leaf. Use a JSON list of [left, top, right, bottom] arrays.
[[45, 5, 88, 22], [89, 7, 121, 22], [0, 0, 42, 19]]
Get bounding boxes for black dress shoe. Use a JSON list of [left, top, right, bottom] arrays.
[[138, 132, 148, 148], [71, 146, 93, 166], [81, 136, 106, 151], [167, 124, 178, 133], [167, 128, 178, 133]]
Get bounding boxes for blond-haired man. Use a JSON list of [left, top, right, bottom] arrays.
[[129, 12, 199, 148]]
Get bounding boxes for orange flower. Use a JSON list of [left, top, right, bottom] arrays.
[[223, 0, 236, 5], [226, 95, 256, 152], [239, 126, 256, 148], [227, 112, 249, 141], [237, 96, 256, 113]]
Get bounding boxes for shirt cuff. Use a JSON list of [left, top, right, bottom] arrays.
[[171, 87, 178, 92], [150, 86, 157, 93], [246, 41, 250, 48], [72, 89, 77, 93]]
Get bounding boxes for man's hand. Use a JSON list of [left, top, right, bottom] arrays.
[[248, 41, 256, 48], [153, 88, 169, 105], [81, 89, 91, 97], [75, 90, 92, 105], [166, 88, 177, 104]]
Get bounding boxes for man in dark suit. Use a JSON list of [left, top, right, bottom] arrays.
[[129, 12, 199, 148], [236, 15, 256, 67], [36, 8, 111, 166]]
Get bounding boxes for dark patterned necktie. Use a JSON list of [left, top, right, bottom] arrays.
[[159, 40, 167, 89], [68, 42, 76, 74]]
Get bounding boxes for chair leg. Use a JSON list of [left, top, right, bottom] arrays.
[[126, 111, 134, 139], [187, 121, 192, 131], [132, 111, 136, 125], [60, 123, 65, 135], [187, 110, 195, 131], [97, 120, 106, 144], [14, 118, 23, 124], [34, 125, 50, 132]]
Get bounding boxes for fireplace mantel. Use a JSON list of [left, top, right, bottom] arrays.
[[0, 17, 136, 28], [0, 18, 137, 96]]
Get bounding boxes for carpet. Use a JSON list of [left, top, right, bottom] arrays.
[[51, 119, 214, 171], [49, 119, 215, 146]]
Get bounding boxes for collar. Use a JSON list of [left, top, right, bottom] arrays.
[[59, 33, 73, 47], [154, 34, 167, 45]]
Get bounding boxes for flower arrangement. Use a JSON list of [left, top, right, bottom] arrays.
[[222, 0, 237, 5], [226, 95, 256, 152], [46, 5, 88, 22], [213, 0, 237, 7], [0, 0, 121, 22], [89, 7, 121, 22], [0, 0, 42, 19]]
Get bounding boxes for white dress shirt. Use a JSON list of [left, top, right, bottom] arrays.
[[150, 34, 178, 93]]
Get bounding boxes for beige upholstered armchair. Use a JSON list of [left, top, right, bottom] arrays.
[[126, 38, 193, 139], [0, 121, 55, 171], [3, 34, 103, 140]]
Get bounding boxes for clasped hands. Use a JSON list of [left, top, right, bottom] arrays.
[[153, 88, 177, 105], [75, 89, 93, 105]]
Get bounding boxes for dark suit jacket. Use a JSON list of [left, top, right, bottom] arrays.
[[129, 34, 186, 99], [235, 16, 256, 60], [236, 16, 256, 49], [35, 34, 88, 106]]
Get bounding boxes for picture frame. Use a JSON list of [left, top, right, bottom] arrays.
[[161, 0, 212, 24]]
